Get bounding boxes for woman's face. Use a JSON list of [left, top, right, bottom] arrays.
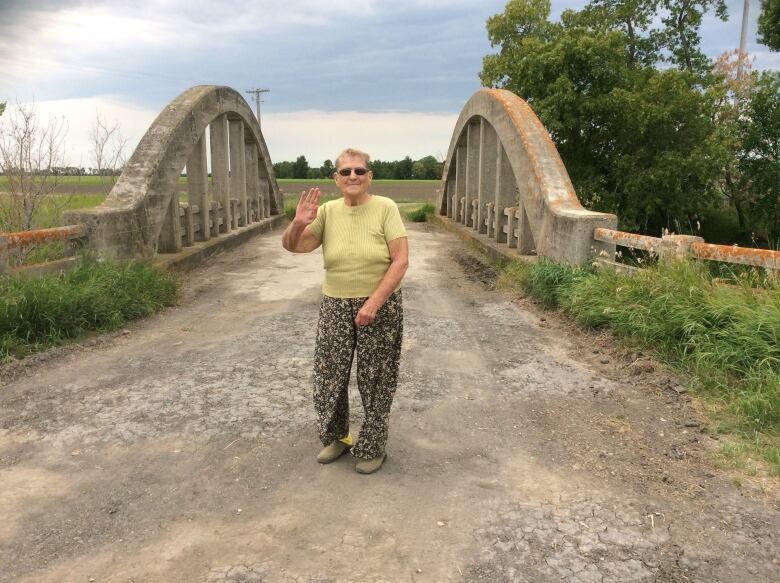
[[334, 154, 372, 199]]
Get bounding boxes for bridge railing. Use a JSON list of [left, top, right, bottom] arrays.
[[437, 90, 617, 265], [593, 228, 780, 273], [0, 224, 89, 276], [0, 86, 283, 278]]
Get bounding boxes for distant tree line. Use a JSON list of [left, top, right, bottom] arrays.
[[482, 0, 780, 245], [0, 167, 123, 177], [273, 155, 445, 180]]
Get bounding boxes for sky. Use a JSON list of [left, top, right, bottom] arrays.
[[0, 0, 777, 168]]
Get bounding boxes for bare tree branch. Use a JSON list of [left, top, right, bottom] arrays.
[[89, 112, 128, 196]]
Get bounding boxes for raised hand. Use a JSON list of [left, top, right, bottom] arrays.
[[294, 187, 321, 226]]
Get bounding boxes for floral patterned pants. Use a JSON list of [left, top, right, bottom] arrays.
[[312, 291, 403, 460]]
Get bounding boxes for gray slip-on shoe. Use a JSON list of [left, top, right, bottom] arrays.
[[355, 454, 386, 474], [317, 441, 351, 464]]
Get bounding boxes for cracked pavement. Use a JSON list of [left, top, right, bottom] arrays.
[[1, 223, 778, 582]]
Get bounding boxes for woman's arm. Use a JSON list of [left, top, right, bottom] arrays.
[[354, 236, 409, 327], [282, 187, 322, 253]]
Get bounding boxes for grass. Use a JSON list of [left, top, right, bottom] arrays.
[[498, 258, 780, 474], [0, 255, 179, 360], [403, 203, 436, 222]]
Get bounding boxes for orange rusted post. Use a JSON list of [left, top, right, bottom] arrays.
[[3, 224, 87, 251], [692, 242, 780, 271], [593, 228, 662, 253]]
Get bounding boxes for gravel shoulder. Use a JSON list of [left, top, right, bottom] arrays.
[[0, 222, 777, 582]]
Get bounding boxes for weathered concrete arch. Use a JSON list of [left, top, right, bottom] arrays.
[[437, 89, 616, 264], [66, 85, 282, 259]]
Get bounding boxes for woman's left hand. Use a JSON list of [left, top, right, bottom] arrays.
[[355, 299, 380, 327]]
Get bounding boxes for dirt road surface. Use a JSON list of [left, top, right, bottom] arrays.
[[1, 223, 778, 582]]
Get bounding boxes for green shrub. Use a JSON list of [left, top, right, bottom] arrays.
[[404, 203, 435, 222], [0, 257, 179, 359]]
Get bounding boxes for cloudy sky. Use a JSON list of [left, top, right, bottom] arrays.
[[0, 0, 776, 168]]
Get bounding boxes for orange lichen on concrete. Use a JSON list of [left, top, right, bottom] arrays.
[[594, 228, 662, 252], [485, 89, 581, 207], [691, 242, 780, 269], [4, 225, 87, 251]]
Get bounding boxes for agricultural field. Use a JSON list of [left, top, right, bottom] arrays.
[[0, 176, 440, 203], [277, 179, 439, 204], [0, 177, 440, 231]]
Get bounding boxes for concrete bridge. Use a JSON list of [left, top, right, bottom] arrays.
[[0, 87, 778, 581]]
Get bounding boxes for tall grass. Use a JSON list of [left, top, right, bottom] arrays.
[[0, 256, 179, 359], [499, 258, 780, 471]]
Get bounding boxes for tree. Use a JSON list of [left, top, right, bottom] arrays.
[[481, 0, 728, 234], [0, 101, 68, 234], [321, 159, 334, 178], [758, 0, 780, 51], [657, 0, 727, 75], [738, 71, 780, 243], [273, 160, 293, 178], [394, 156, 413, 180], [89, 113, 128, 196], [412, 155, 442, 179], [292, 155, 309, 179]]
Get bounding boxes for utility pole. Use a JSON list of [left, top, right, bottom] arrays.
[[245, 88, 270, 128], [734, 0, 750, 109], [737, 0, 749, 81]]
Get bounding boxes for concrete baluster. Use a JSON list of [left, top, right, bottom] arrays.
[[444, 174, 454, 218], [494, 143, 514, 244], [477, 120, 497, 235], [464, 121, 480, 228], [157, 189, 183, 253], [183, 204, 195, 246], [245, 142, 261, 222], [259, 182, 269, 219], [504, 207, 518, 248], [209, 201, 219, 236], [187, 134, 210, 242], [210, 115, 231, 233], [485, 202, 494, 238], [516, 208, 535, 254], [257, 154, 271, 218], [454, 144, 467, 223], [228, 119, 248, 227], [230, 199, 239, 229], [660, 234, 704, 263]]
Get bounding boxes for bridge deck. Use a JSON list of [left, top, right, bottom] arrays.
[[1, 224, 777, 582]]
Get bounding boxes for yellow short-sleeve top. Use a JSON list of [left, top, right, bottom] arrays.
[[307, 195, 407, 298]]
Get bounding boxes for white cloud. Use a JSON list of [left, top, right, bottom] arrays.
[[19, 96, 158, 169]]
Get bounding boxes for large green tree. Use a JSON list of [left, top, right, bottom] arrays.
[[481, 0, 728, 233], [758, 0, 780, 51], [738, 71, 780, 242]]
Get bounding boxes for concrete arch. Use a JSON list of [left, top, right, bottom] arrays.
[[437, 89, 616, 264], [66, 85, 282, 259]]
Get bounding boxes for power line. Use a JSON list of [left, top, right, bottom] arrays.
[[245, 88, 270, 128]]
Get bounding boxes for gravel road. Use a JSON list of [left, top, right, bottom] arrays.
[[1, 222, 777, 582]]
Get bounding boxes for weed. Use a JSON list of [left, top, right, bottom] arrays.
[[403, 203, 435, 222], [499, 257, 780, 474], [0, 256, 179, 360]]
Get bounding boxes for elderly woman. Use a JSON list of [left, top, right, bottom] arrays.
[[281, 148, 409, 474]]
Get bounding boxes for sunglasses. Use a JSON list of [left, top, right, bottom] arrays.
[[337, 167, 369, 177]]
